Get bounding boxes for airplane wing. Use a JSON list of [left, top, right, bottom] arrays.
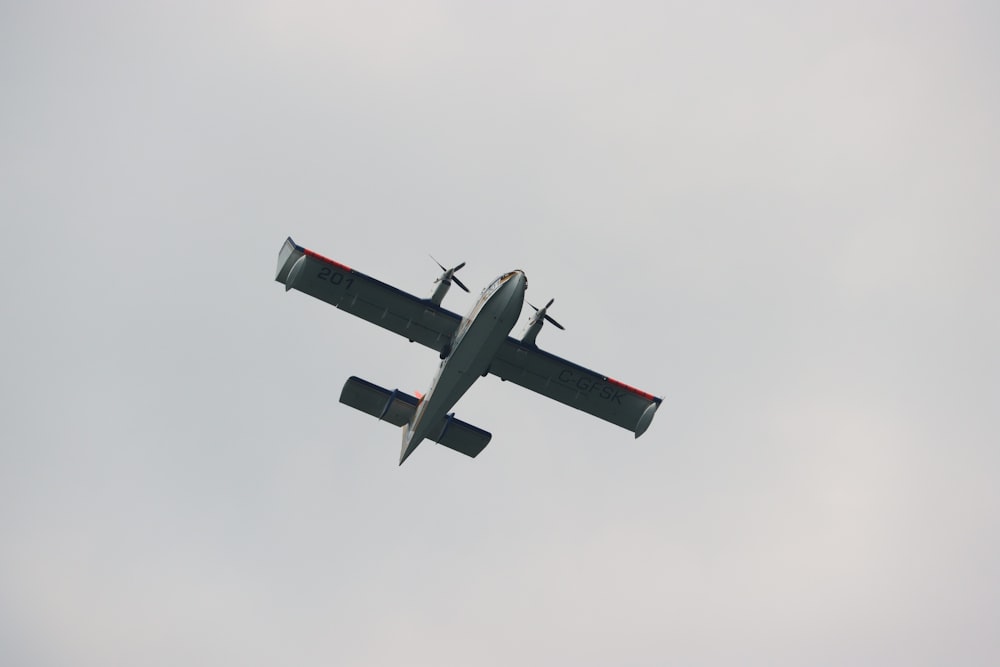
[[488, 338, 662, 437], [275, 237, 460, 353]]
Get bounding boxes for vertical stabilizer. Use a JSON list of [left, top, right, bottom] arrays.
[[399, 425, 422, 466]]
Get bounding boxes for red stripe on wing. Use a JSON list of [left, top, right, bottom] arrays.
[[303, 248, 352, 272], [606, 377, 657, 402]]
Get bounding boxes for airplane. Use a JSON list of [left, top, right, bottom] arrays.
[[275, 237, 662, 465]]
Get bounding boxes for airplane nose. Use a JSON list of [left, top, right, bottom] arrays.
[[498, 270, 526, 296]]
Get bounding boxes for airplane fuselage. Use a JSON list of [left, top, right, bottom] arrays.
[[400, 270, 527, 463]]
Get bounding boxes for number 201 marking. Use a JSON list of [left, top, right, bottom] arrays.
[[318, 266, 354, 288]]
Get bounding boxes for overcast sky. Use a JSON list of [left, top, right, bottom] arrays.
[[2, 1, 998, 665]]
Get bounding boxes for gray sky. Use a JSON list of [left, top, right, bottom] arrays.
[[2, 1, 998, 665]]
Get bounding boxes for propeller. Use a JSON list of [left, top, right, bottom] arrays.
[[430, 255, 469, 293], [529, 298, 565, 330]]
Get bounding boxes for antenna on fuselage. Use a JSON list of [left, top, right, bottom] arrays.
[[429, 256, 469, 305]]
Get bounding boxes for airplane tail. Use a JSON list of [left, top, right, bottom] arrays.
[[338, 376, 491, 464], [399, 424, 420, 466]]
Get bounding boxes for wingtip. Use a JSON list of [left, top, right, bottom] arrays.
[[634, 401, 659, 438]]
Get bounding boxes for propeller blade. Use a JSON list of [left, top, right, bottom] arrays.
[[529, 298, 556, 313], [429, 254, 447, 272], [544, 314, 565, 330], [451, 275, 470, 292], [528, 298, 564, 329]]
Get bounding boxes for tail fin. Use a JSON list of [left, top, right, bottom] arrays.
[[399, 424, 420, 466]]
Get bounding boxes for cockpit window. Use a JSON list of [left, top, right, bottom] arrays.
[[503, 270, 526, 288], [481, 270, 524, 296]]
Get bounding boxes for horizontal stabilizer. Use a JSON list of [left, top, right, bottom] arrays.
[[432, 413, 492, 458], [340, 375, 418, 426], [339, 376, 491, 458]]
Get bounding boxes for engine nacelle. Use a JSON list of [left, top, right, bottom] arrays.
[[520, 317, 544, 346], [428, 257, 469, 305], [519, 298, 564, 346]]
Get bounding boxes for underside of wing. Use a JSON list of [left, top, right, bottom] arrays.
[[275, 237, 460, 354], [489, 338, 662, 437]]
